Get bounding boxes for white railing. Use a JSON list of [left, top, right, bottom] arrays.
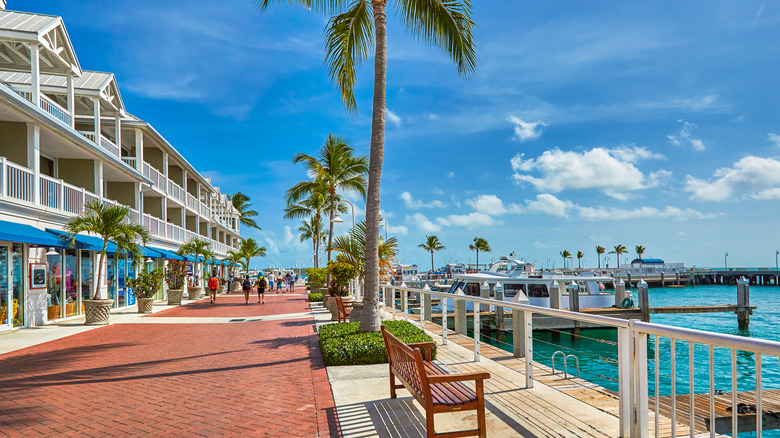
[[143, 214, 165, 239], [78, 131, 96, 142], [186, 192, 197, 211], [185, 230, 198, 243], [39, 93, 72, 126], [142, 161, 166, 192], [100, 135, 120, 157], [2, 158, 34, 203], [166, 222, 185, 242], [9, 86, 32, 101], [62, 183, 84, 214], [199, 200, 210, 217], [121, 157, 137, 170], [380, 284, 780, 438], [167, 179, 185, 204], [39, 174, 61, 209], [126, 208, 140, 225]]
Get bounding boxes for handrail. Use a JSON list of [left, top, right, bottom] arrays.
[[632, 320, 780, 356]]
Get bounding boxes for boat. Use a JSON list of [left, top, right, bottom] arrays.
[[433, 257, 621, 312], [394, 263, 420, 284]]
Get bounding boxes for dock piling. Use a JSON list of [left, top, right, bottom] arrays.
[[660, 271, 665, 288], [737, 277, 750, 330], [615, 279, 626, 307], [422, 284, 432, 322], [512, 309, 526, 358], [454, 288, 467, 334], [638, 280, 650, 322]]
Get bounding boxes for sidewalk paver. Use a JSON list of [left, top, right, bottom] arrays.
[[0, 290, 338, 437]]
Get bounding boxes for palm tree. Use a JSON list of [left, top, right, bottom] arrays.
[[418, 235, 445, 272], [330, 221, 398, 281], [635, 245, 646, 260], [285, 181, 345, 268], [63, 201, 149, 300], [238, 238, 267, 273], [577, 251, 584, 269], [596, 246, 605, 269], [298, 217, 327, 268], [229, 192, 261, 230], [178, 238, 216, 287], [560, 250, 571, 270], [254, 0, 477, 334], [288, 135, 368, 284], [609, 244, 628, 268], [224, 250, 243, 271], [469, 237, 491, 271]]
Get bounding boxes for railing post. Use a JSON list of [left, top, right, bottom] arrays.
[[630, 320, 649, 437], [512, 309, 526, 359], [474, 302, 480, 362], [454, 288, 467, 335], [495, 286, 505, 331], [58, 178, 64, 211], [617, 326, 632, 438], [422, 284, 432, 323], [401, 288, 408, 320], [524, 310, 533, 388], [441, 294, 448, 345], [0, 157, 6, 198]]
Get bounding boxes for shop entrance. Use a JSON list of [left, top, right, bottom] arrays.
[[0, 243, 24, 329]]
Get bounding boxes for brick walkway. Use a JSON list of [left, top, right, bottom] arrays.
[[0, 288, 339, 437]]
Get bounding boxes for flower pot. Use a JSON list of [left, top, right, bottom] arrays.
[[188, 287, 202, 300], [83, 299, 114, 325], [321, 295, 330, 308], [137, 297, 155, 314], [167, 289, 183, 305], [219, 285, 226, 294]]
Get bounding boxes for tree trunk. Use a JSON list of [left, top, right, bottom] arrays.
[[315, 212, 321, 268], [598, 255, 601, 269], [359, 0, 387, 333], [476, 249, 479, 271], [94, 245, 107, 300], [326, 187, 335, 286], [431, 251, 434, 272]]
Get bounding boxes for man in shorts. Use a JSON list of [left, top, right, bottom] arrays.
[[257, 276, 267, 303], [207, 272, 219, 304]]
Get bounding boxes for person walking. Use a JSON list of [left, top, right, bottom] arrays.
[[241, 275, 252, 304], [287, 273, 294, 293], [207, 272, 220, 304], [268, 272, 276, 294], [257, 276, 267, 303]]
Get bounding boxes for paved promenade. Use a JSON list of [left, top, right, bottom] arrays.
[[0, 288, 338, 437]]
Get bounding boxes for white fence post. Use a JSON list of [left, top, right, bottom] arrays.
[[441, 294, 448, 345], [630, 320, 649, 438], [524, 310, 533, 388], [617, 326, 631, 437], [474, 304, 480, 362]]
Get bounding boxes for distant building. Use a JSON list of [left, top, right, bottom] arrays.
[[628, 258, 685, 272]]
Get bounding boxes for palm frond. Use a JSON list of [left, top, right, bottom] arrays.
[[324, 0, 374, 112]]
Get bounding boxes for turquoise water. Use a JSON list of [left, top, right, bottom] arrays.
[[442, 285, 780, 435]]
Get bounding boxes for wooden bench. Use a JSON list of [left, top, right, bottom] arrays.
[[381, 326, 490, 438], [334, 296, 353, 323]]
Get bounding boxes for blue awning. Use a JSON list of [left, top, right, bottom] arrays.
[[139, 246, 164, 258], [148, 246, 185, 261], [0, 221, 65, 247], [46, 229, 119, 252]]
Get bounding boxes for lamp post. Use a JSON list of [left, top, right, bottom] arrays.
[[145, 257, 154, 273], [725, 252, 728, 270], [330, 199, 355, 232]]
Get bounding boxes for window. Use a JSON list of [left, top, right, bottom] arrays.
[[39, 154, 56, 178], [463, 283, 481, 296]]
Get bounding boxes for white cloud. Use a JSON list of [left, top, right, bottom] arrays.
[[386, 224, 409, 235], [673, 95, 718, 111], [511, 145, 665, 198], [769, 133, 780, 147], [406, 213, 442, 233], [525, 194, 574, 217], [522, 194, 716, 221], [447, 171, 455, 178], [399, 191, 446, 209], [425, 113, 439, 120], [684, 156, 780, 201], [436, 212, 501, 229], [386, 108, 402, 127], [507, 115, 547, 142], [466, 194, 523, 216], [668, 120, 705, 152]]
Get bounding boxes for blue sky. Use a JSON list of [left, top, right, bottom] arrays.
[[25, 0, 780, 270]]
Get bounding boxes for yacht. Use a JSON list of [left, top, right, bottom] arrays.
[[394, 264, 420, 283], [434, 257, 620, 312]]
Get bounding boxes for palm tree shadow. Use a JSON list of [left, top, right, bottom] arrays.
[[252, 335, 313, 349]]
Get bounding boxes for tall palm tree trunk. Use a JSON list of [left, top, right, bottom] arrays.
[[430, 251, 434, 272], [359, 0, 387, 333], [476, 250, 479, 271], [315, 212, 321, 268], [326, 190, 335, 285], [94, 243, 107, 300]]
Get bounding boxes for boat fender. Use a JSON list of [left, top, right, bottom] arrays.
[[620, 297, 633, 309]]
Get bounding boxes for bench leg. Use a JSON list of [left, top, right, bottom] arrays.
[[426, 410, 435, 438], [389, 366, 397, 398], [476, 380, 486, 438]]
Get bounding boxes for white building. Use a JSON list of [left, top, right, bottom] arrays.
[[0, 3, 243, 330]]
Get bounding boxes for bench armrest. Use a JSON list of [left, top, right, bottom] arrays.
[[407, 341, 436, 360], [427, 372, 491, 384]]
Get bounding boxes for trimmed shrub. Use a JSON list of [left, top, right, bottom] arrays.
[[308, 292, 323, 302], [319, 320, 436, 366], [306, 268, 327, 287]]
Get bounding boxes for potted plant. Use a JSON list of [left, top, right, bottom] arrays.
[[324, 261, 355, 319], [63, 201, 149, 325], [127, 267, 164, 313], [177, 238, 215, 300], [166, 259, 186, 305]]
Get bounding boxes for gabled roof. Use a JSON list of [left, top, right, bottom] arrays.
[[0, 10, 81, 76], [0, 70, 124, 112]]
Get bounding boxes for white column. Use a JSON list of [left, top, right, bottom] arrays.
[[182, 169, 188, 199], [29, 44, 40, 105], [94, 161, 103, 197], [134, 128, 143, 171], [114, 113, 121, 156], [93, 97, 101, 142], [161, 197, 167, 222], [66, 71, 75, 128], [134, 182, 141, 214], [27, 123, 40, 205], [162, 152, 169, 178]]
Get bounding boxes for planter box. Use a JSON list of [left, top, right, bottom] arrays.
[[83, 299, 114, 325], [167, 289, 183, 305], [137, 297, 155, 313]]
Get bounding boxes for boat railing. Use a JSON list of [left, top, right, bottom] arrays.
[[379, 283, 780, 437]]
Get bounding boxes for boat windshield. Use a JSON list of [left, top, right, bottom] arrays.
[[448, 281, 465, 294]]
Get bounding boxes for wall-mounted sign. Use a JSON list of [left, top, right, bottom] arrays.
[[30, 263, 47, 289]]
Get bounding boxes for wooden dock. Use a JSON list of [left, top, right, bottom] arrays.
[[656, 390, 780, 434]]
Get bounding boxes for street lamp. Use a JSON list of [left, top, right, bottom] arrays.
[[725, 252, 728, 270], [330, 199, 355, 232], [145, 257, 154, 273]]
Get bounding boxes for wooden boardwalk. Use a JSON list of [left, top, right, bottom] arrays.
[[395, 310, 711, 437]]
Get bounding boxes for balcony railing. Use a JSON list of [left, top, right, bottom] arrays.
[[186, 192, 197, 211], [142, 161, 166, 192], [39, 93, 72, 126], [199, 200, 210, 217], [78, 130, 96, 142], [100, 135, 120, 157], [121, 157, 137, 170], [167, 179, 185, 204], [1, 158, 35, 204]]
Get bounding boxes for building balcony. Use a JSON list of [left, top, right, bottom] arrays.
[[8, 85, 72, 127]]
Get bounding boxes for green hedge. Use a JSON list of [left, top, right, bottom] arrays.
[[319, 320, 436, 366], [308, 292, 323, 302]]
